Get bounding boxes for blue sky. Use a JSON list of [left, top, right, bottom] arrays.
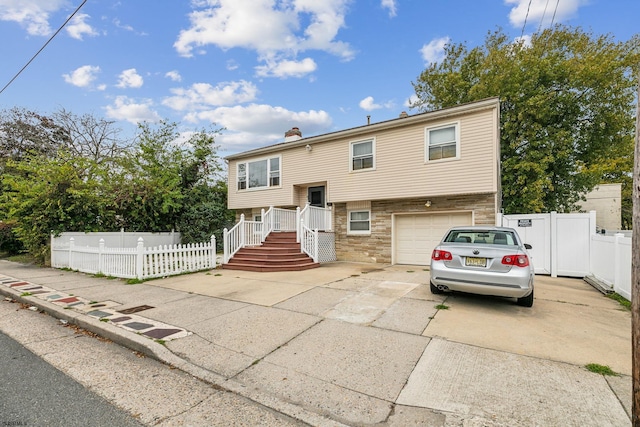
[[1, 0, 638, 156]]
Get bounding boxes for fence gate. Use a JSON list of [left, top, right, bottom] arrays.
[[498, 211, 596, 278]]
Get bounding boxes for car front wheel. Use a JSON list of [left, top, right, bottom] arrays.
[[517, 288, 534, 307]]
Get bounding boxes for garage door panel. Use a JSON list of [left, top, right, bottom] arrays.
[[395, 212, 472, 265]]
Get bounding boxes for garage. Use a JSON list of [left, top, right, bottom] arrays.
[[394, 212, 473, 265]]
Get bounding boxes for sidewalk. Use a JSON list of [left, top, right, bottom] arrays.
[[0, 260, 632, 426]]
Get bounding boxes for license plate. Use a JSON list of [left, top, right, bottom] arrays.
[[466, 257, 487, 267]]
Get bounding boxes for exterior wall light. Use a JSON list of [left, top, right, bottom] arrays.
[[425, 200, 432, 208]]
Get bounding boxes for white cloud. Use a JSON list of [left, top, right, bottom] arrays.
[[255, 57, 317, 78], [116, 68, 144, 88], [162, 80, 258, 111], [381, 0, 397, 17], [226, 60, 239, 71], [165, 70, 182, 82], [113, 18, 134, 32], [405, 94, 420, 108], [0, 0, 66, 36], [359, 96, 394, 111], [514, 34, 532, 47], [174, 0, 354, 78], [184, 103, 332, 152], [359, 96, 381, 111], [66, 13, 98, 40], [505, 0, 584, 29], [420, 36, 450, 64], [104, 96, 161, 124], [62, 65, 101, 88]]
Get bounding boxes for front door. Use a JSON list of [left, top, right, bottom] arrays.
[[308, 186, 325, 207]]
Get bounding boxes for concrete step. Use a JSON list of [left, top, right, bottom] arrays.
[[222, 261, 320, 272]]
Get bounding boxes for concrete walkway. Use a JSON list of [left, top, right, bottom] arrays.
[[0, 260, 632, 426]]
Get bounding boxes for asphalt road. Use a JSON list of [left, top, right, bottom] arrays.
[[0, 329, 143, 427]]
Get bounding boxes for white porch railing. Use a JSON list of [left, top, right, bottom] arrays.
[[300, 219, 319, 262], [223, 205, 332, 264], [51, 236, 216, 280], [298, 203, 332, 242], [223, 214, 263, 263], [261, 206, 298, 241]]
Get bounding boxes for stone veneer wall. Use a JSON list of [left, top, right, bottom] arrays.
[[234, 209, 253, 222], [334, 194, 497, 264]]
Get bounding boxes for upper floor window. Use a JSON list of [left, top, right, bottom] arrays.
[[426, 123, 459, 161], [237, 156, 281, 191], [350, 139, 375, 171]]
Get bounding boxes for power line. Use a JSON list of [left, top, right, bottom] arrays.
[[520, 0, 533, 40], [538, 0, 551, 33], [0, 0, 87, 96], [550, 0, 560, 27]]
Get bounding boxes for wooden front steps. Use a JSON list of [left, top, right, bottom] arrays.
[[223, 232, 320, 272]]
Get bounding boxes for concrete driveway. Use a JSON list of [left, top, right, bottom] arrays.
[[0, 260, 632, 426]]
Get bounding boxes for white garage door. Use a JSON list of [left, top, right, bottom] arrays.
[[395, 212, 473, 265]]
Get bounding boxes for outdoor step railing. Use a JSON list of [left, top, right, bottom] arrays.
[[223, 214, 263, 263], [300, 219, 319, 263], [223, 205, 332, 264]]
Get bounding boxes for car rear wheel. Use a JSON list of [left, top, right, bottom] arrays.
[[430, 281, 443, 294], [517, 288, 534, 307]]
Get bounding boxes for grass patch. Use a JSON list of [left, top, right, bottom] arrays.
[[607, 293, 630, 310], [406, 270, 414, 273], [99, 318, 109, 322], [6, 253, 38, 264], [155, 339, 166, 346], [435, 304, 449, 310], [20, 292, 32, 297], [215, 273, 222, 276], [126, 278, 144, 285], [585, 363, 618, 376]]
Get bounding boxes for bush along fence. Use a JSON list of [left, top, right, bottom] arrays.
[[51, 235, 217, 280]]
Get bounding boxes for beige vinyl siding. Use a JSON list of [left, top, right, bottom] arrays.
[[228, 105, 498, 209]]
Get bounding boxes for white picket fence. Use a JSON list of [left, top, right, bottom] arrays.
[[51, 236, 217, 280]]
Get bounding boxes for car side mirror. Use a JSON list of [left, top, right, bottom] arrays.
[[524, 243, 532, 250]]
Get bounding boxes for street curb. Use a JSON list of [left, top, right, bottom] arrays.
[[0, 285, 350, 427]]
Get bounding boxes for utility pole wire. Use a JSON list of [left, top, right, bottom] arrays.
[[520, 0, 533, 40], [0, 0, 87, 96]]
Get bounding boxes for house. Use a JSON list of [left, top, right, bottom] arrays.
[[576, 183, 622, 231], [224, 97, 501, 269]]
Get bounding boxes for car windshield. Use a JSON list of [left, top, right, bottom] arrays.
[[444, 230, 518, 245]]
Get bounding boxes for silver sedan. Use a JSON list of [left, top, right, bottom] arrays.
[[430, 226, 535, 307]]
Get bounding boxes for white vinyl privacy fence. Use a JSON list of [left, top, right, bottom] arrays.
[[589, 233, 631, 300], [51, 230, 180, 248], [498, 211, 631, 299], [51, 235, 217, 280]]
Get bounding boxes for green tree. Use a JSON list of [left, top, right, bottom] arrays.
[[412, 26, 639, 223], [110, 121, 228, 234], [178, 181, 235, 250], [3, 152, 114, 261]]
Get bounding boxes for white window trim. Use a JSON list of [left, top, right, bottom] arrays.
[[236, 155, 282, 191], [349, 138, 376, 172], [347, 209, 371, 235], [425, 122, 460, 163]]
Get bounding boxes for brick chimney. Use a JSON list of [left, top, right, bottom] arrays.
[[284, 127, 302, 142], [399, 111, 409, 118]]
